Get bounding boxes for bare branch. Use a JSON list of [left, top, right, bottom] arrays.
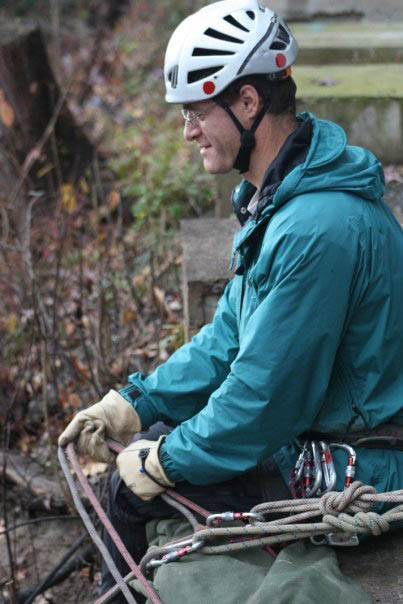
[[7, 82, 71, 211]]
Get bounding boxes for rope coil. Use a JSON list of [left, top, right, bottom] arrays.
[[58, 441, 403, 603]]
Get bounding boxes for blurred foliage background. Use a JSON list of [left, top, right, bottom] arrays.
[[0, 0, 215, 471], [0, 1, 218, 600]]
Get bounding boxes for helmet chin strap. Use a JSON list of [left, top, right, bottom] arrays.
[[215, 98, 270, 174]]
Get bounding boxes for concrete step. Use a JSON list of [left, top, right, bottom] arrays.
[[293, 63, 403, 98], [292, 22, 403, 64], [181, 217, 237, 340], [263, 0, 403, 23], [294, 63, 403, 163], [182, 183, 403, 339], [214, 63, 403, 216]]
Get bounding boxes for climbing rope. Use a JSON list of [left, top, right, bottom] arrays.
[[185, 482, 403, 556], [58, 440, 403, 603], [58, 443, 162, 604]]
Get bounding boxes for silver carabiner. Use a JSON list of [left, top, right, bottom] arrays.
[[146, 539, 205, 569], [319, 440, 337, 493], [206, 511, 265, 527], [329, 443, 356, 487], [294, 440, 308, 482], [306, 441, 323, 497]]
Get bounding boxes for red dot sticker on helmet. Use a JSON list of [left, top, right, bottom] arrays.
[[203, 81, 216, 95], [275, 53, 287, 68]]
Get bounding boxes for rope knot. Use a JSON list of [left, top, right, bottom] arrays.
[[323, 511, 390, 536], [319, 481, 377, 516]]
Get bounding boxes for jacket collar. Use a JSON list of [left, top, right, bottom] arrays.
[[231, 116, 312, 226], [256, 117, 312, 220]]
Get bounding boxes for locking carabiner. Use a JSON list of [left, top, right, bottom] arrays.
[[319, 440, 337, 493], [146, 538, 205, 569], [306, 441, 323, 498], [206, 511, 265, 527], [329, 443, 356, 487], [294, 440, 308, 483]]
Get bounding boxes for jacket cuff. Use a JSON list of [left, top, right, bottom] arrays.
[[160, 442, 185, 483], [118, 385, 157, 429]]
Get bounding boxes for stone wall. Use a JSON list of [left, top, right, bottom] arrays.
[[182, 182, 403, 339]]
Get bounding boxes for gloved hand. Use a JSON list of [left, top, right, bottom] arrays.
[[116, 436, 175, 501], [58, 390, 141, 463]]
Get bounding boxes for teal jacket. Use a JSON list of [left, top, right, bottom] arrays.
[[121, 114, 403, 500]]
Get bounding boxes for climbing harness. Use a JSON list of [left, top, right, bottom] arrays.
[[59, 438, 403, 604]]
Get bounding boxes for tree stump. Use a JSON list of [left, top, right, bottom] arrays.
[[0, 22, 93, 240]]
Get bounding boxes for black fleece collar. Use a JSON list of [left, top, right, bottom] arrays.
[[232, 117, 312, 225], [256, 117, 312, 219]]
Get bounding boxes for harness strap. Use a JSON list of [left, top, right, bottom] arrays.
[[305, 423, 403, 450]]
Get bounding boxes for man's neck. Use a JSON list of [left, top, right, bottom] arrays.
[[243, 116, 298, 189]]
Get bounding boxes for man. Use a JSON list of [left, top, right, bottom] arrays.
[[59, 0, 403, 601]]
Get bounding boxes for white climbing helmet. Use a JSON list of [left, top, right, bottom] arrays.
[[164, 0, 298, 104]]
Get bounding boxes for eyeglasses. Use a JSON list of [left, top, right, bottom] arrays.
[[181, 105, 215, 128]]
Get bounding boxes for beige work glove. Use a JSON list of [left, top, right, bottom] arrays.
[[58, 390, 141, 463], [116, 436, 175, 501]]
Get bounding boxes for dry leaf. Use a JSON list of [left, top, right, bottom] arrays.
[[107, 190, 120, 209], [133, 266, 150, 287], [6, 313, 18, 333], [68, 393, 82, 408], [0, 89, 15, 128], [81, 315, 90, 329], [122, 306, 136, 325], [72, 357, 91, 380], [36, 162, 54, 178], [60, 183, 77, 214], [79, 177, 89, 194], [35, 590, 54, 603], [65, 321, 76, 336], [153, 286, 175, 321]]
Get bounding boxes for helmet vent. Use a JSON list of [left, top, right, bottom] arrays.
[[223, 15, 250, 32], [188, 66, 223, 84], [276, 24, 290, 44], [246, 11, 255, 20], [168, 65, 179, 88], [204, 27, 243, 44], [270, 41, 287, 50], [192, 47, 235, 56]]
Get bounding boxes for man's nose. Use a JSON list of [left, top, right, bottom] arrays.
[[183, 120, 201, 141]]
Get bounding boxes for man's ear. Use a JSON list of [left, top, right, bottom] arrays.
[[238, 84, 261, 120]]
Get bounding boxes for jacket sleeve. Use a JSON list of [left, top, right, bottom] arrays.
[[119, 278, 240, 430], [161, 207, 367, 484]]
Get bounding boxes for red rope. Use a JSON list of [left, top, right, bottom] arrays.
[[66, 443, 161, 604]]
